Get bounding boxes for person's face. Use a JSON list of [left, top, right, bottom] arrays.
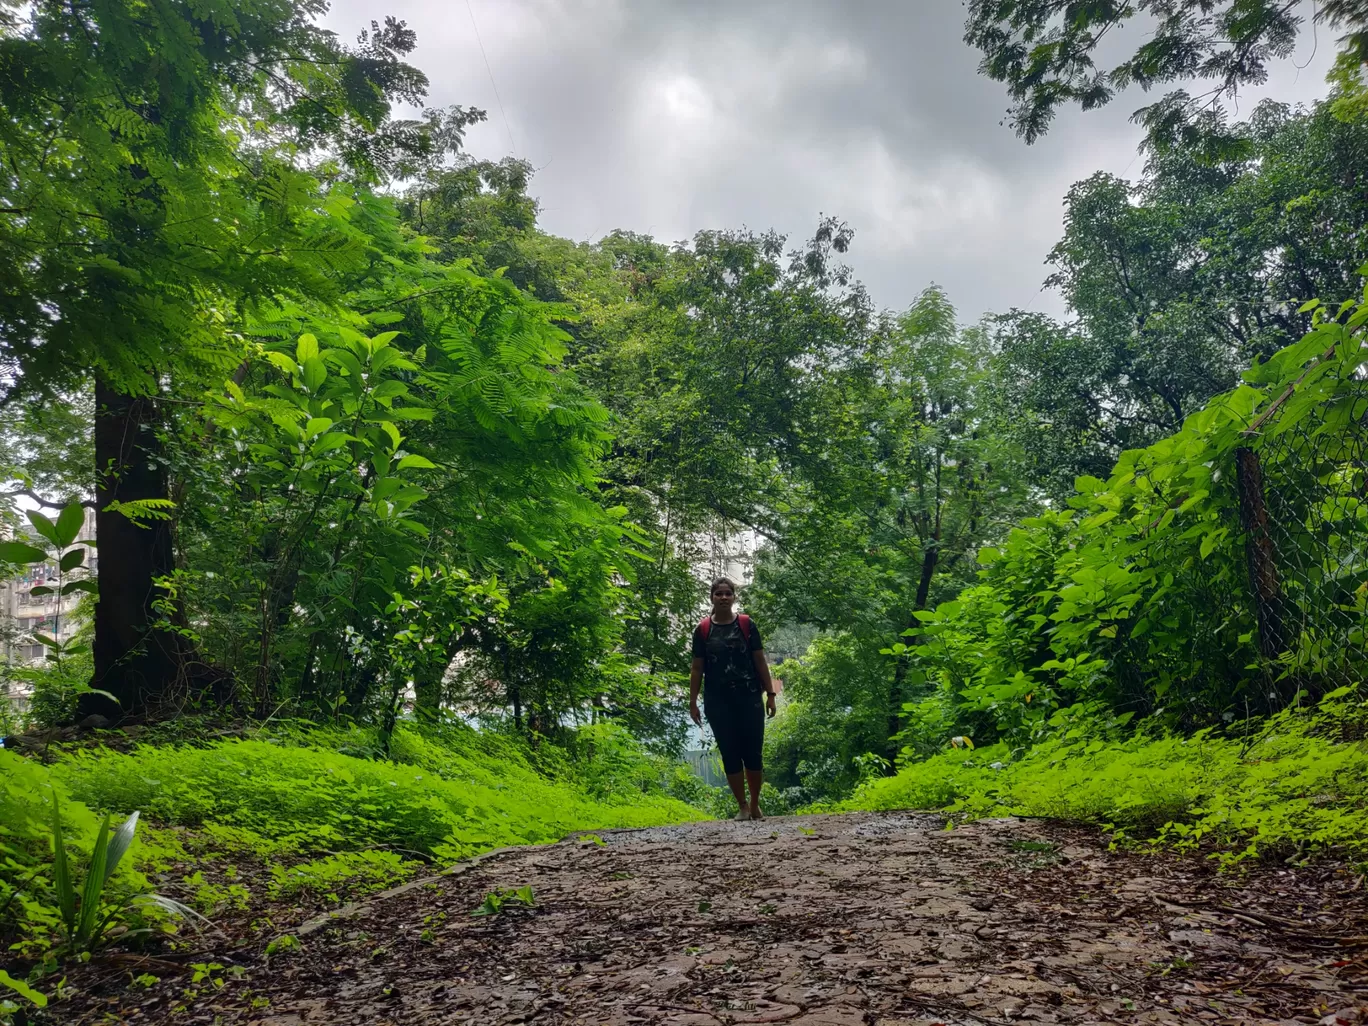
[[711, 584, 735, 611]]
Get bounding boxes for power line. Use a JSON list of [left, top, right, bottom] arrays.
[[465, 0, 517, 156]]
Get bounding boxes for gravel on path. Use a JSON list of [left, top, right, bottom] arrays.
[[67, 811, 1368, 1025]]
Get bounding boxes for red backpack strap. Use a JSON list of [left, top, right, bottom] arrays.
[[699, 615, 751, 641]]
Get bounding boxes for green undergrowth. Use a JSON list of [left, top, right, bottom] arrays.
[[51, 721, 704, 860], [837, 688, 1368, 867], [0, 749, 146, 959], [2, 719, 703, 957]]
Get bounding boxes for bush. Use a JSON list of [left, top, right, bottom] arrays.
[[49, 723, 704, 863], [552, 721, 667, 803], [841, 688, 1368, 866], [267, 850, 412, 902], [5, 719, 708, 957]]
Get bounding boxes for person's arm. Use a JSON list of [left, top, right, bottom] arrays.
[[753, 649, 777, 717], [689, 656, 704, 725]]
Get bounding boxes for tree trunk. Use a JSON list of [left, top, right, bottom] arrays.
[[85, 379, 192, 718], [887, 543, 939, 763]]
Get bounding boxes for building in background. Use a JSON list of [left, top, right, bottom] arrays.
[[0, 506, 96, 690], [701, 526, 757, 592]]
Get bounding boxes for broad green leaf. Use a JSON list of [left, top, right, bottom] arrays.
[[396, 454, 437, 471], [389, 484, 427, 505], [263, 351, 299, 376], [311, 433, 355, 455], [62, 579, 98, 596], [322, 348, 366, 381], [1198, 528, 1226, 559], [296, 332, 320, 363], [263, 383, 309, 410], [25, 510, 59, 546], [59, 548, 85, 572], [304, 417, 334, 437], [370, 347, 416, 373], [0, 969, 47, 1008], [0, 541, 48, 564], [55, 503, 85, 548], [269, 412, 304, 439], [302, 356, 328, 392], [374, 420, 402, 452], [371, 477, 403, 501], [29, 586, 54, 597]]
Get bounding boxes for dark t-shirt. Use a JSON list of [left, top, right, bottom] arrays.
[[691, 616, 764, 697]]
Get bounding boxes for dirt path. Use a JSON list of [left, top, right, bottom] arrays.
[[77, 812, 1368, 1025]]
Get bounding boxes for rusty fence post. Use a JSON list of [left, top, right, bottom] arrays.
[[1234, 446, 1286, 657]]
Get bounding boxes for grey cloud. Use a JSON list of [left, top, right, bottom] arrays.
[[324, 0, 1337, 322]]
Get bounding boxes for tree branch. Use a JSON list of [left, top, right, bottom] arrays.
[[0, 488, 97, 510]]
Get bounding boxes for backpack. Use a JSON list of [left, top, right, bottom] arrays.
[[698, 614, 752, 642]]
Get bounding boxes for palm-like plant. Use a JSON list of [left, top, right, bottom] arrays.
[[48, 792, 205, 953]]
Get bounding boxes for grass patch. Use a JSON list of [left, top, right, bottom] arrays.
[[2, 719, 704, 957]]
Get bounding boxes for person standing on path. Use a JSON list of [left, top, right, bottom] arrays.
[[688, 577, 777, 820]]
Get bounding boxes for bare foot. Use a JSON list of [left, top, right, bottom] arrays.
[[748, 807, 764, 820]]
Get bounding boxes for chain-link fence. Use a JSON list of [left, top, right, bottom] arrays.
[[1233, 357, 1368, 701]]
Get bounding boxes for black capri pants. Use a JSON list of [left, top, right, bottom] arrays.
[[704, 688, 765, 774]]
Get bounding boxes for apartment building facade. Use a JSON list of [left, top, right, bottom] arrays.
[[1, 506, 97, 669]]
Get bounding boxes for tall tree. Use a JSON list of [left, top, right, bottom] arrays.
[[581, 220, 873, 542], [0, 0, 468, 714], [989, 99, 1368, 498], [750, 287, 1032, 757]]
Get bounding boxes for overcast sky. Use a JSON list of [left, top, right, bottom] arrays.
[[325, 0, 1337, 322]]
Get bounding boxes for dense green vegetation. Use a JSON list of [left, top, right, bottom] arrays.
[[2, 722, 701, 959], [840, 685, 1368, 867], [3, 1, 1368, 1013]]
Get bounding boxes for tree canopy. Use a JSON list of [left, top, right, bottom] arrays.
[[965, 0, 1368, 148]]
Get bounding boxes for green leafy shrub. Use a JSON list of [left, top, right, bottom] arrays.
[[181, 871, 251, 915], [470, 884, 536, 916], [268, 851, 411, 902], [842, 687, 1368, 865], [0, 968, 47, 1018], [556, 721, 668, 802], [884, 285, 1368, 758], [660, 762, 716, 808], [21, 648, 95, 731], [0, 752, 197, 959], [50, 725, 703, 864], [764, 636, 894, 804], [5, 720, 705, 957]]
